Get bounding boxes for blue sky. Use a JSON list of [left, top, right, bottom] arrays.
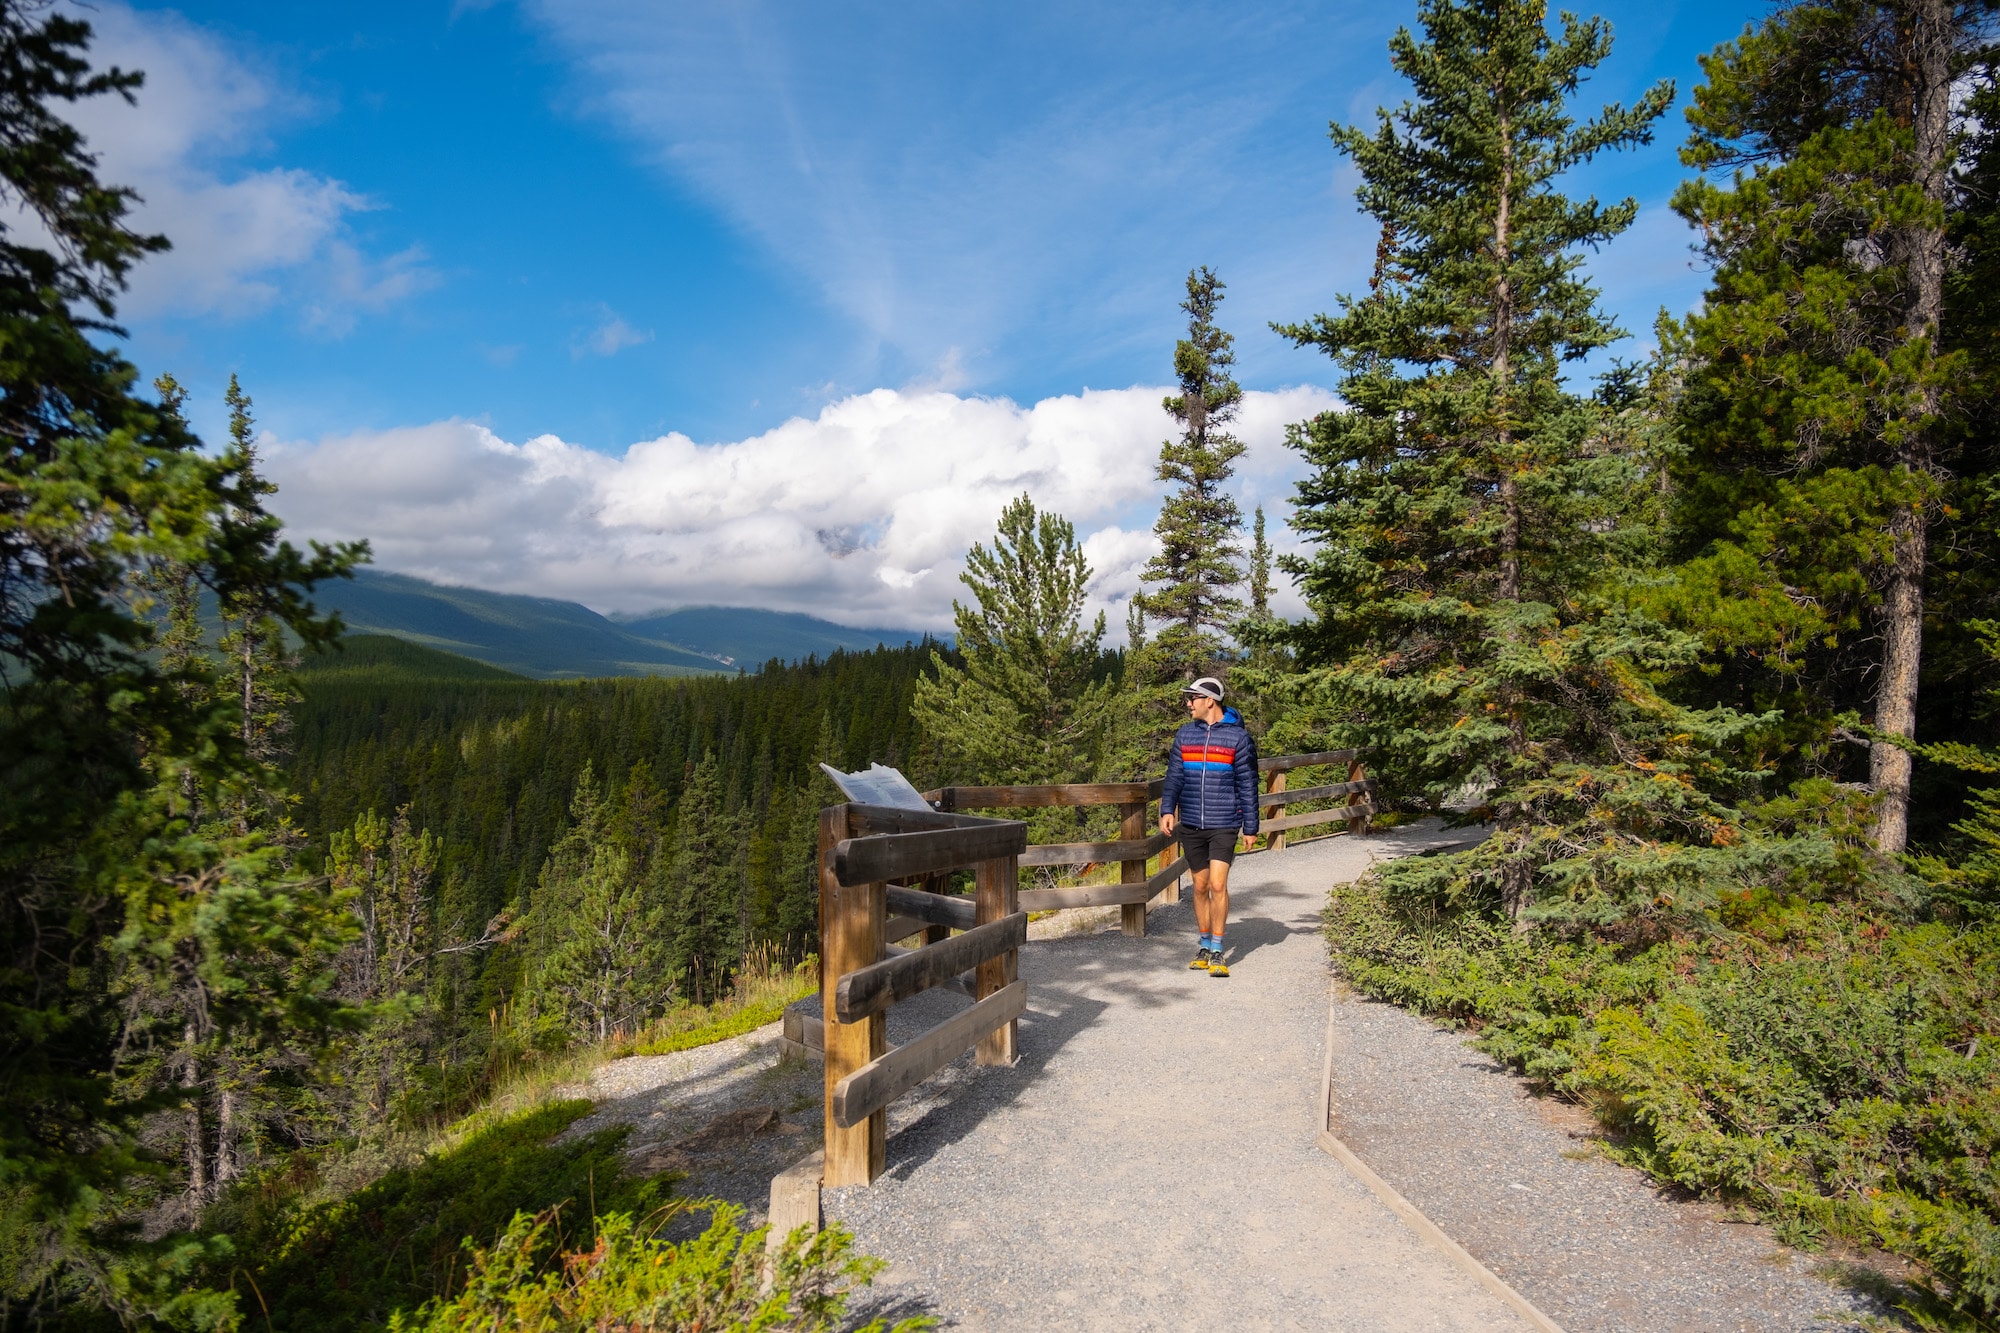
[[84, 0, 1761, 627]]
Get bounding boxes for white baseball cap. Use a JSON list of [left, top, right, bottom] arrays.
[[1181, 676, 1224, 701]]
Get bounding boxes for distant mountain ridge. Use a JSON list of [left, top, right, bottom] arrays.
[[310, 569, 941, 680], [612, 605, 950, 668]]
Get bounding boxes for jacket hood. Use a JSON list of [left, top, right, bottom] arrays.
[[1221, 707, 1242, 725]]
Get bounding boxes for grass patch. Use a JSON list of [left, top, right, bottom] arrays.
[[619, 948, 816, 1058]]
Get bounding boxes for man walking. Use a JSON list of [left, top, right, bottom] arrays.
[[1158, 676, 1259, 977]]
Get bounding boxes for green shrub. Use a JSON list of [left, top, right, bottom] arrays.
[[205, 1100, 669, 1332], [387, 1204, 929, 1333], [1326, 879, 2000, 1323]]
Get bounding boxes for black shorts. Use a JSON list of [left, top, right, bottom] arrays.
[[1178, 825, 1241, 872]]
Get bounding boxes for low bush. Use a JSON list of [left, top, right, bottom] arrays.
[[202, 1100, 669, 1333], [1326, 879, 2000, 1325], [387, 1204, 929, 1333]]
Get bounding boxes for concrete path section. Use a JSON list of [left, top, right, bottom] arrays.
[[825, 824, 1536, 1331]]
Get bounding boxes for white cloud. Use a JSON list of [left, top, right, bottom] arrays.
[[52, 3, 436, 329], [264, 384, 1338, 630], [573, 305, 653, 358]]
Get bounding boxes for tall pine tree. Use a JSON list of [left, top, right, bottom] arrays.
[[1269, 0, 1750, 927], [1661, 0, 1993, 852], [1133, 267, 1247, 682], [664, 753, 745, 1004]]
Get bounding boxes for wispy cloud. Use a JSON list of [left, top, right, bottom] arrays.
[[521, 2, 1384, 388], [264, 384, 1336, 628], [57, 2, 438, 332], [573, 305, 653, 359], [519, 3, 1715, 395]]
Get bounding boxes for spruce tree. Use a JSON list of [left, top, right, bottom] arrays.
[[0, 6, 363, 1296], [1661, 0, 1992, 852], [1133, 267, 1246, 681], [1271, 0, 1742, 926], [331, 807, 441, 1123], [663, 753, 744, 1004], [523, 765, 662, 1042], [1248, 506, 1273, 621], [910, 494, 1114, 785]]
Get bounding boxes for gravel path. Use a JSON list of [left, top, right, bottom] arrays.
[[569, 821, 1894, 1329], [822, 824, 1536, 1331], [1328, 982, 1889, 1330]]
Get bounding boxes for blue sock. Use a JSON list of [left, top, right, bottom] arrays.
[[1199, 932, 1214, 950], [1212, 937, 1225, 956]]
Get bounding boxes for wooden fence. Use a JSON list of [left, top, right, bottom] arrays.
[[794, 748, 1373, 1187]]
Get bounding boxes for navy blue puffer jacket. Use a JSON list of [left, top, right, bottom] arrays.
[[1160, 708, 1259, 834]]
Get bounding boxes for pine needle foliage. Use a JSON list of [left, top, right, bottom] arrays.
[[0, 7, 364, 1321], [911, 494, 1114, 786], [1263, 0, 1762, 928], [1655, 0, 1994, 853], [1133, 267, 1247, 681]]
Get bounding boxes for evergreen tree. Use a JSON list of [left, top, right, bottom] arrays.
[[522, 765, 662, 1043], [1133, 267, 1246, 681], [664, 753, 745, 1004], [331, 807, 440, 1124], [216, 376, 299, 833], [1269, 0, 1743, 926], [910, 494, 1114, 785], [0, 6, 362, 1314], [1660, 0, 1993, 852], [1248, 506, 1273, 621]]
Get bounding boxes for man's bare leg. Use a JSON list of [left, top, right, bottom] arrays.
[[1201, 861, 1232, 952], [1191, 865, 1214, 938]]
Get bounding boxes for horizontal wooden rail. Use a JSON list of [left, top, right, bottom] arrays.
[[835, 913, 1028, 1022], [926, 780, 1163, 810], [1256, 778, 1371, 808], [884, 914, 928, 942], [1017, 854, 1188, 912], [833, 821, 1026, 886], [1262, 801, 1375, 834], [832, 980, 1027, 1128], [1259, 748, 1362, 773], [884, 884, 977, 930], [846, 802, 997, 837], [1018, 830, 1174, 867]]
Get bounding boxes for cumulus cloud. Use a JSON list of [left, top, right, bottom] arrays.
[[264, 384, 1338, 631], [51, 3, 436, 328]]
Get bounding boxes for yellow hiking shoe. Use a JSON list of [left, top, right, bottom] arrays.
[[1208, 953, 1230, 978], [1188, 948, 1212, 971]]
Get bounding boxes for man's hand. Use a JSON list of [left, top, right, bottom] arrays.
[[1159, 812, 1177, 836]]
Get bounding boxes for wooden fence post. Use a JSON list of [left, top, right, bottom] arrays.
[[974, 851, 1019, 1066], [1267, 770, 1288, 853], [919, 871, 949, 946], [1117, 801, 1146, 936], [1346, 758, 1370, 836], [821, 805, 885, 1185]]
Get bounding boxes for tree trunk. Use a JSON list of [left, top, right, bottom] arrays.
[[1872, 0, 1953, 853], [1872, 510, 1924, 851], [1493, 108, 1519, 603], [181, 1025, 207, 1217], [215, 1082, 241, 1188]]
